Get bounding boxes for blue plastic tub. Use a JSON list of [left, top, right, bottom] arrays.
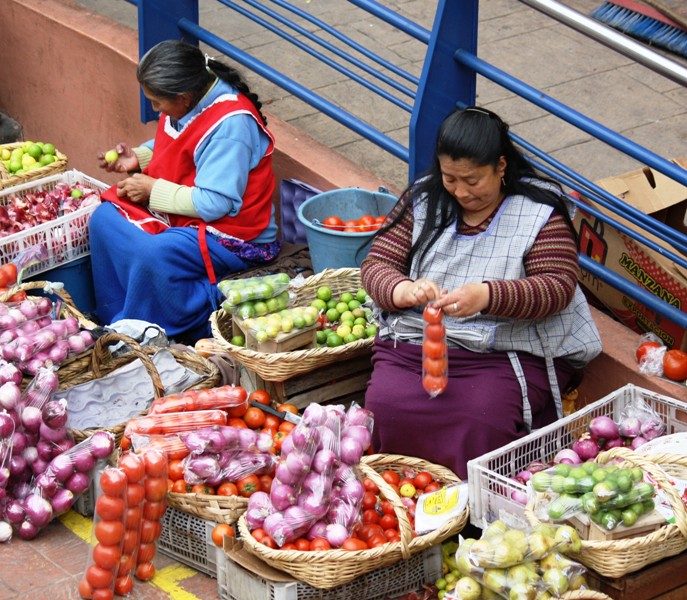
[[27, 255, 96, 315], [297, 187, 398, 273]]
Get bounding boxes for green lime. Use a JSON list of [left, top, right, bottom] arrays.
[[621, 508, 638, 527], [253, 301, 268, 316], [293, 316, 305, 328], [552, 463, 570, 477], [237, 303, 255, 319], [340, 310, 355, 323], [316, 330, 328, 344], [354, 317, 367, 327], [325, 308, 340, 323], [335, 302, 349, 315], [356, 288, 368, 303], [70, 189, 84, 199], [317, 286, 332, 302], [340, 292, 354, 304], [326, 333, 343, 347], [343, 333, 357, 344], [230, 335, 245, 346], [550, 475, 567, 494], [365, 325, 378, 338], [347, 299, 361, 310], [311, 299, 327, 311], [530, 471, 551, 493], [42, 143, 56, 155], [27, 143, 42, 159], [327, 299, 338, 309]]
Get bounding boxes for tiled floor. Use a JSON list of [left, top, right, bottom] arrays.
[[1, 511, 220, 600]]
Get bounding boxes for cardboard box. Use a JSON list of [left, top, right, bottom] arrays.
[[573, 158, 687, 350]]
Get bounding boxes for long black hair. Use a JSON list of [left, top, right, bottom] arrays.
[[137, 40, 268, 126], [377, 107, 575, 270]]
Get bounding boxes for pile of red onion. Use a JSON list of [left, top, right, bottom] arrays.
[[246, 402, 373, 548], [0, 183, 100, 237]]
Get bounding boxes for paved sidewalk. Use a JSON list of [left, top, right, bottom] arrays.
[[71, 0, 686, 191]]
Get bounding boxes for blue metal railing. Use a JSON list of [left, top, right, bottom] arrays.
[[134, 0, 687, 337]]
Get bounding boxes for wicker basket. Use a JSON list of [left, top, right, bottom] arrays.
[[211, 268, 374, 382], [561, 593, 611, 600], [166, 491, 248, 525], [63, 333, 221, 446], [525, 446, 687, 579], [237, 453, 468, 589], [0, 142, 68, 190]]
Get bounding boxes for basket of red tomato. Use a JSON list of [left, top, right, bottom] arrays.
[[237, 453, 468, 589]]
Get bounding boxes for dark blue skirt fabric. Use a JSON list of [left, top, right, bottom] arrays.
[[89, 202, 248, 341]]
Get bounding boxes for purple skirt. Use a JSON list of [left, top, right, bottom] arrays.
[[364, 339, 577, 479]]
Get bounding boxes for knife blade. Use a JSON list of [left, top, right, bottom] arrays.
[[251, 400, 301, 424]]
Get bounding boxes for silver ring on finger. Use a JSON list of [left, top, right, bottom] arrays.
[[453, 302, 459, 312]]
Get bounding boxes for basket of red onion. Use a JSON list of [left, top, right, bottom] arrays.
[[237, 402, 467, 589]]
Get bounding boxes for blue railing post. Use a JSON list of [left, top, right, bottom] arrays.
[[138, 0, 200, 122], [408, 0, 479, 183]]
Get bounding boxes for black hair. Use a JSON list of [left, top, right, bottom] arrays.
[[136, 40, 268, 126], [375, 107, 575, 270]]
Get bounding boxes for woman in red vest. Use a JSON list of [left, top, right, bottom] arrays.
[[91, 40, 279, 343]]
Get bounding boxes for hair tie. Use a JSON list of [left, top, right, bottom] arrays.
[[204, 53, 214, 75]]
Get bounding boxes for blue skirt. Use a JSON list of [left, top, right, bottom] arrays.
[[89, 202, 249, 341]]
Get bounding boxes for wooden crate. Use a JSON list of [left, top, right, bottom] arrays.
[[567, 510, 665, 542], [239, 353, 372, 409], [232, 315, 317, 353]]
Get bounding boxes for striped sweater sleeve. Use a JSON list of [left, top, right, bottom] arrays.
[[485, 211, 579, 320], [360, 201, 414, 311]]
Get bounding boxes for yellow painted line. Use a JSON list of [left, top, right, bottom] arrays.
[[151, 563, 203, 600], [60, 511, 204, 600], [60, 510, 93, 542]]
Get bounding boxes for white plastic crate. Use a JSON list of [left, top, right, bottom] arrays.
[[216, 543, 442, 600], [467, 383, 687, 530], [158, 506, 219, 577], [0, 169, 106, 277]]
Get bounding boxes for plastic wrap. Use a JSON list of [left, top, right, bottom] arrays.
[[218, 273, 291, 307], [148, 384, 248, 416], [0, 409, 15, 505], [78, 466, 128, 599], [422, 304, 447, 397]]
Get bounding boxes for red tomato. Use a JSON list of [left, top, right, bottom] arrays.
[[143, 450, 168, 478], [139, 519, 162, 544], [126, 482, 145, 507], [191, 483, 215, 495], [261, 536, 278, 549], [294, 537, 311, 551], [114, 576, 133, 596], [379, 513, 399, 530], [95, 495, 125, 521], [92, 543, 121, 570], [121, 530, 138, 555], [381, 470, 400, 486], [95, 520, 125, 546], [310, 537, 331, 551], [424, 481, 441, 493], [342, 538, 369, 551], [358, 214, 377, 232], [86, 564, 114, 589], [322, 216, 345, 230], [137, 542, 157, 563], [362, 477, 379, 494], [263, 414, 281, 431], [78, 578, 94, 599], [424, 322, 446, 341], [636, 341, 662, 363], [380, 500, 396, 515], [228, 417, 248, 428], [99, 469, 127, 497], [663, 349, 687, 381], [277, 403, 299, 415], [423, 373, 448, 395], [258, 474, 273, 494], [142, 500, 167, 521], [135, 562, 155, 581], [343, 219, 360, 232], [362, 508, 381, 524], [368, 533, 388, 548], [117, 553, 135, 577], [0, 263, 18, 287], [118, 453, 146, 483], [251, 528, 267, 542], [217, 482, 239, 496], [362, 490, 378, 511], [237, 474, 262, 497], [167, 459, 185, 482], [358, 523, 384, 542], [249, 389, 271, 405], [278, 421, 296, 434], [145, 477, 168, 502], [413, 471, 434, 490], [244, 406, 266, 429], [211, 523, 236, 547], [226, 404, 248, 418], [422, 339, 447, 360], [423, 304, 443, 324], [171, 479, 193, 494], [423, 356, 447, 377], [124, 507, 142, 530], [272, 430, 287, 452], [374, 215, 387, 225]]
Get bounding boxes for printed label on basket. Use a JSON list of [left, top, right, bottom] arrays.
[[414, 482, 468, 535]]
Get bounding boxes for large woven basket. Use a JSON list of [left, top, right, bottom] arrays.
[[63, 333, 221, 446], [525, 446, 687, 579], [166, 491, 248, 525], [0, 142, 68, 190], [210, 268, 374, 382], [237, 453, 467, 589]]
